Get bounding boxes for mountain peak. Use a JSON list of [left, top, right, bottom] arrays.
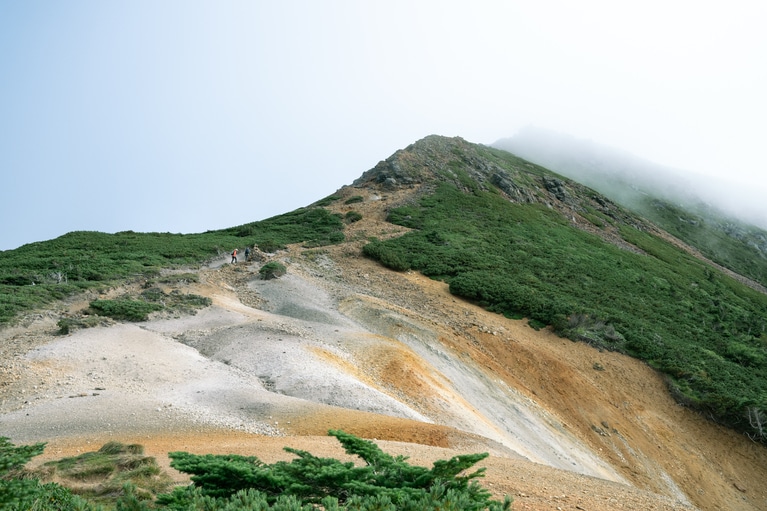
[[353, 135, 472, 189], [352, 134, 651, 255]]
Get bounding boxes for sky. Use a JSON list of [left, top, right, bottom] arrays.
[[2, 1, 766, 250]]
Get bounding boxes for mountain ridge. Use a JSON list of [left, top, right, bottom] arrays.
[[2, 134, 767, 510], [359, 135, 767, 296]]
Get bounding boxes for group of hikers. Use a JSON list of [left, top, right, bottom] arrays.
[[230, 246, 251, 263]]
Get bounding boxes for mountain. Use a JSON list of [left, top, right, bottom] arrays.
[[1, 135, 767, 510]]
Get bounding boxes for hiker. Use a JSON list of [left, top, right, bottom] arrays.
[[231, 248, 238, 264], [244, 246, 250, 261]]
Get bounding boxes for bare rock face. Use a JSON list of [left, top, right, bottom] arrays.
[[355, 159, 423, 190], [246, 246, 268, 263], [542, 176, 571, 203]]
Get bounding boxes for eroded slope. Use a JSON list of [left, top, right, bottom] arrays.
[[1, 184, 766, 510]]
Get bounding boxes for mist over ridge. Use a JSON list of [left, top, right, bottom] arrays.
[[493, 126, 767, 231]]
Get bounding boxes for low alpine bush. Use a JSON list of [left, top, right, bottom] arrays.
[[259, 261, 287, 280]]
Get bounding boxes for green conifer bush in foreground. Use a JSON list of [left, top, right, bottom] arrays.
[[0, 432, 512, 510], [160, 430, 510, 510]]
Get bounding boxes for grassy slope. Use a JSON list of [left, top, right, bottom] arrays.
[[361, 140, 767, 442], [0, 206, 345, 325], [633, 197, 767, 287], [493, 132, 767, 290]]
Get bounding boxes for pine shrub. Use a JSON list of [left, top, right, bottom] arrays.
[[159, 430, 511, 510], [259, 262, 287, 280]]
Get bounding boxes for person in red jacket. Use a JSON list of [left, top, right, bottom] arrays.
[[231, 249, 238, 264]]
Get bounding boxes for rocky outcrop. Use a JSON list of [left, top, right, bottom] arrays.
[[542, 176, 571, 203]]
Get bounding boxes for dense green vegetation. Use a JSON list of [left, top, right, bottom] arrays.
[[0, 207, 344, 325], [363, 182, 767, 442], [0, 433, 510, 510], [1, 436, 48, 509], [344, 211, 363, 223], [634, 197, 767, 288], [222, 206, 346, 248], [259, 261, 288, 280], [493, 133, 767, 291], [343, 195, 364, 205]]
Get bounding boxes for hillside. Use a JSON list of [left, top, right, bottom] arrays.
[[493, 127, 767, 289], [2, 135, 767, 510]]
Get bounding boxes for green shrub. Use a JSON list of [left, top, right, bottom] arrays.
[[140, 287, 166, 302], [151, 272, 199, 285], [558, 313, 626, 351], [344, 196, 364, 205], [344, 211, 363, 223], [57, 315, 105, 335], [159, 430, 511, 510], [160, 486, 509, 511], [1, 431, 510, 510], [362, 241, 411, 272], [0, 438, 104, 510], [313, 195, 341, 207], [256, 239, 285, 253], [88, 299, 163, 322], [0, 437, 47, 509], [169, 291, 212, 311], [259, 262, 287, 280], [633, 197, 767, 289]]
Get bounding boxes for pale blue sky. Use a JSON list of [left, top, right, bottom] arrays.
[[2, 1, 766, 250]]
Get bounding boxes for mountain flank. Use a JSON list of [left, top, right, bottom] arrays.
[[2, 135, 767, 510], [494, 127, 767, 290]]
